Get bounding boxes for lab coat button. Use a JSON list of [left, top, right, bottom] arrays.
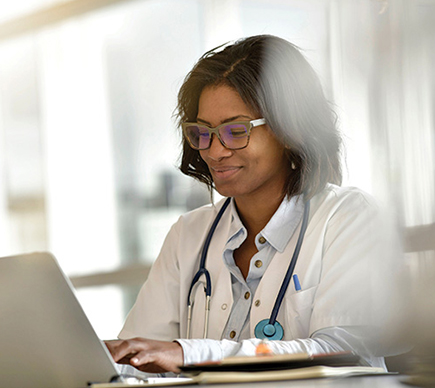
[[244, 291, 250, 299], [258, 236, 266, 244], [230, 330, 236, 339], [255, 260, 263, 268], [221, 303, 227, 310], [255, 299, 261, 307]]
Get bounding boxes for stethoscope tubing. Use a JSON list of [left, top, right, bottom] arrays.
[[198, 197, 231, 295], [268, 200, 310, 324], [186, 197, 231, 339]]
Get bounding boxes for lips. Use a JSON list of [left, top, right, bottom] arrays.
[[210, 165, 242, 180]]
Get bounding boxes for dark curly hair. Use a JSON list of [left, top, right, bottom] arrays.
[[176, 35, 342, 200]]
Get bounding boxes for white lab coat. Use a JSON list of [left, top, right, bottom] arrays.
[[119, 184, 399, 354]]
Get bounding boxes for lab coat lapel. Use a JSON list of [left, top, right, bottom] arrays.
[[250, 231, 299, 338]]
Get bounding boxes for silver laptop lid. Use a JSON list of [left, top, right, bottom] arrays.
[[0, 252, 119, 388]]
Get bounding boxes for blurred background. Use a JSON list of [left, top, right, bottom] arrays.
[[0, 0, 433, 348]]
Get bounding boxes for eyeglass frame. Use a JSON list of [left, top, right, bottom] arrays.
[[181, 118, 267, 150]]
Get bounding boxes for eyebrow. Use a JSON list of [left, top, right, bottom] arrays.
[[196, 115, 253, 126]]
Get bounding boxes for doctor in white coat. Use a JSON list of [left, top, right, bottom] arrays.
[[105, 35, 400, 374]]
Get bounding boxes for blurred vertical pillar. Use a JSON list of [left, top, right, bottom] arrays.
[[371, 0, 434, 227], [37, 19, 120, 275], [328, 0, 376, 192], [0, 60, 11, 255], [328, 0, 435, 219]]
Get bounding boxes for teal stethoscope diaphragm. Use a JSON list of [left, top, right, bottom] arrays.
[[254, 319, 285, 340]]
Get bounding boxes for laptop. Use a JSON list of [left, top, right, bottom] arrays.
[[0, 252, 122, 388]]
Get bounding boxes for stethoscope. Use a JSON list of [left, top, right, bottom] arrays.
[[186, 197, 310, 341]]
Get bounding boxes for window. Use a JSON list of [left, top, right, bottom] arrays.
[[0, 0, 433, 339]]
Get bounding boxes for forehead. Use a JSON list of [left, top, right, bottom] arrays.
[[197, 84, 256, 124]]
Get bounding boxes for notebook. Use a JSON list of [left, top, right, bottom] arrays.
[[0, 252, 121, 388], [179, 351, 363, 373]]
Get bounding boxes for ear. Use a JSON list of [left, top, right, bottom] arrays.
[[283, 146, 297, 170]]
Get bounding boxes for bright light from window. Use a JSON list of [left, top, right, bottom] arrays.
[[0, 0, 65, 23]]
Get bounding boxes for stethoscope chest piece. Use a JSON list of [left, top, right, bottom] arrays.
[[254, 319, 284, 340]]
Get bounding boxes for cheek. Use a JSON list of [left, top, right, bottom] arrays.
[[250, 139, 285, 167], [261, 147, 288, 176], [199, 150, 208, 163]]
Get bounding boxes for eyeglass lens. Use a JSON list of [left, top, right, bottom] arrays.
[[185, 123, 249, 150]]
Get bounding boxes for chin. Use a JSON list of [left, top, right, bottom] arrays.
[[213, 185, 238, 198]]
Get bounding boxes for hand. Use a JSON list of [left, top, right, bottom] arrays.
[[104, 338, 184, 374]]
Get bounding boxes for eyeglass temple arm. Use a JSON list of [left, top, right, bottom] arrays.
[[251, 118, 266, 127]]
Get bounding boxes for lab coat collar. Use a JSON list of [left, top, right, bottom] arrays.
[[226, 201, 246, 251], [226, 195, 305, 253], [262, 195, 305, 252]]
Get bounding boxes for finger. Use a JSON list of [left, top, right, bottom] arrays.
[[129, 343, 183, 374], [129, 351, 169, 374], [104, 340, 122, 353], [104, 340, 125, 359], [106, 339, 144, 363], [115, 356, 136, 365]]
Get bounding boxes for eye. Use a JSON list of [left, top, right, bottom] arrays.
[[198, 128, 209, 137], [229, 126, 247, 138]]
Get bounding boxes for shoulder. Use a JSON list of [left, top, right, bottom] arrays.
[[312, 184, 378, 214], [308, 184, 382, 232]]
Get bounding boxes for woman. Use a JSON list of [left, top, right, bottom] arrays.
[[105, 35, 398, 374]]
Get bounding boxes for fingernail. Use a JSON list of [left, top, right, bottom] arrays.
[[131, 357, 138, 364]]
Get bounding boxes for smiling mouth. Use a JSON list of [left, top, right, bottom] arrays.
[[210, 166, 241, 179], [212, 166, 239, 172]]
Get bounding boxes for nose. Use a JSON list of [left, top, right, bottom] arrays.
[[204, 134, 232, 161]]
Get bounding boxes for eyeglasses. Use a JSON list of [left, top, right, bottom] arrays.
[[182, 118, 266, 150]]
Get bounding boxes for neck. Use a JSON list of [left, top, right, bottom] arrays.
[[234, 191, 285, 236]]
